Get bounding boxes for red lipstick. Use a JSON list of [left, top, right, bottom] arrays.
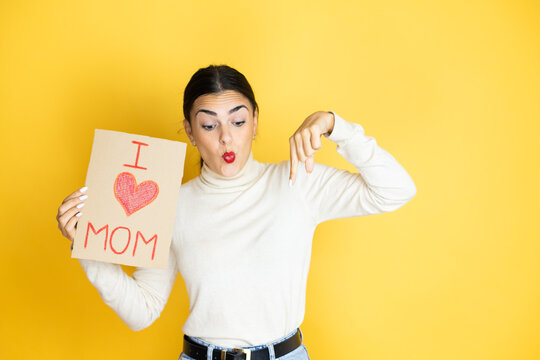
[[222, 152, 235, 163]]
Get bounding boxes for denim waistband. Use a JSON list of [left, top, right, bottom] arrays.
[[185, 327, 302, 352]]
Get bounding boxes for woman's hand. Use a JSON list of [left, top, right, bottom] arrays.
[[289, 111, 335, 186], [56, 187, 88, 246]]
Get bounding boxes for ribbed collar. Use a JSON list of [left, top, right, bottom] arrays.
[[199, 152, 265, 193]]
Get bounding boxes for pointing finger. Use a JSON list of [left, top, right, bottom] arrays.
[[289, 137, 299, 186], [294, 132, 307, 162], [301, 128, 314, 158]]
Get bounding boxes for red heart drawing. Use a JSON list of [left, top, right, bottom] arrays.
[[114, 172, 159, 216]]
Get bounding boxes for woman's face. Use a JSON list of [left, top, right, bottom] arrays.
[[184, 90, 258, 177]]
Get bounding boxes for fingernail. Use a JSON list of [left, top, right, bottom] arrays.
[[80, 186, 88, 193], [76, 212, 82, 217], [77, 203, 85, 209], [289, 179, 293, 187], [79, 195, 88, 201]]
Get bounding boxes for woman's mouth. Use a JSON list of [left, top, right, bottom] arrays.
[[222, 152, 235, 164]]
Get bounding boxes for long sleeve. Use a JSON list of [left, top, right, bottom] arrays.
[[77, 244, 178, 331], [292, 111, 417, 224]]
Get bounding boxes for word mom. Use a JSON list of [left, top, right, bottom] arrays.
[[84, 221, 158, 260]]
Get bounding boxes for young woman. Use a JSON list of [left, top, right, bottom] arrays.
[[56, 64, 417, 360]]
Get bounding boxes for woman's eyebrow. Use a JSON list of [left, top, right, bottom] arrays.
[[195, 105, 248, 117]]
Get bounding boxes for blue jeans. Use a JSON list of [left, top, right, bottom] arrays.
[[179, 328, 310, 360]]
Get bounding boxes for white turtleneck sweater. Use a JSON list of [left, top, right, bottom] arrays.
[[77, 112, 416, 347]]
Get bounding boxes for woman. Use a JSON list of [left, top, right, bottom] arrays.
[[56, 64, 417, 360]]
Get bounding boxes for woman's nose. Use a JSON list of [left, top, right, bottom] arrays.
[[219, 128, 232, 144]]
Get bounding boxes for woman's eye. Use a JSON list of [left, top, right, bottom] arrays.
[[202, 124, 216, 130], [233, 120, 246, 126]]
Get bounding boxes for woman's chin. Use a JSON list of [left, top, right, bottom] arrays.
[[206, 154, 247, 177], [219, 164, 240, 177]]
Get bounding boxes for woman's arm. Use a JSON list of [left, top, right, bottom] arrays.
[[290, 111, 417, 224], [57, 188, 178, 331], [77, 247, 178, 331]]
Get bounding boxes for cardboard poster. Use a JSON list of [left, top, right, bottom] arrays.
[[71, 129, 186, 269]]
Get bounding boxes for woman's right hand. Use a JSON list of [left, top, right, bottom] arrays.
[[56, 187, 88, 245]]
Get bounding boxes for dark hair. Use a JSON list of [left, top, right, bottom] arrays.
[[183, 64, 259, 169]]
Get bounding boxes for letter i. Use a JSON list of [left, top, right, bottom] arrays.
[[124, 141, 149, 170]]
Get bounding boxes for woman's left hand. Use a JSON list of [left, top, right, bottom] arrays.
[[289, 111, 335, 186]]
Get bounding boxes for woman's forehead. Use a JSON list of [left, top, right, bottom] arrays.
[[194, 90, 249, 108], [193, 91, 251, 117]]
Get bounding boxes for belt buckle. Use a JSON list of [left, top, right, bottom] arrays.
[[220, 347, 251, 360]]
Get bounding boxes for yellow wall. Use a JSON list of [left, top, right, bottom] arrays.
[[1, 1, 539, 359]]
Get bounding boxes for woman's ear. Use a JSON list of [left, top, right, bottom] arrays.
[[253, 109, 258, 135], [183, 119, 195, 145]]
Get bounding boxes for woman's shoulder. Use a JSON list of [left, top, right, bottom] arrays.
[[178, 175, 201, 195]]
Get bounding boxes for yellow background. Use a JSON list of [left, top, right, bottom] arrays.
[[1, 1, 539, 359]]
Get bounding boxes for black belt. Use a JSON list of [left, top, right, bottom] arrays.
[[182, 328, 302, 360]]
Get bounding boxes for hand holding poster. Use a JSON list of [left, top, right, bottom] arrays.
[[71, 129, 186, 269]]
